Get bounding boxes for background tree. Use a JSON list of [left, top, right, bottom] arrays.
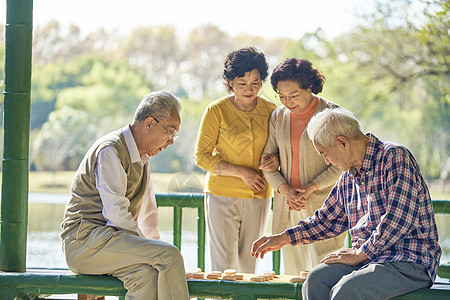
[[330, 0, 449, 181], [183, 23, 233, 99], [1, 1, 448, 184], [120, 26, 181, 93], [29, 54, 151, 171], [31, 107, 95, 171]]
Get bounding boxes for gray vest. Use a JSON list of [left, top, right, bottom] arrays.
[[61, 128, 148, 237]]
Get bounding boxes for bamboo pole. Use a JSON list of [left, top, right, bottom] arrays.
[[0, 0, 33, 272]]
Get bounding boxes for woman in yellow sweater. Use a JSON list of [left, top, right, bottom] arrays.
[[195, 46, 276, 273], [260, 58, 346, 275]]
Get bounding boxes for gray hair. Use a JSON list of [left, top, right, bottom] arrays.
[[307, 107, 363, 147], [134, 90, 181, 122]]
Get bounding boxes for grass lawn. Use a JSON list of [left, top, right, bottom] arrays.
[[25, 171, 206, 194]]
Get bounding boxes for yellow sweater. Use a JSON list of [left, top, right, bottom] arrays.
[[195, 95, 276, 199]]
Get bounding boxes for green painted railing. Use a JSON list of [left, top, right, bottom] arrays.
[[156, 193, 206, 271], [162, 194, 450, 277], [2, 269, 450, 300], [157, 193, 284, 274], [0, 194, 448, 299]]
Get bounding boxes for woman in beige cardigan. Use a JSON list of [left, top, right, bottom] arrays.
[[260, 58, 346, 275]]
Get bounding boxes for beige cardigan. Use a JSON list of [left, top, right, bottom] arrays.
[[262, 97, 345, 254]]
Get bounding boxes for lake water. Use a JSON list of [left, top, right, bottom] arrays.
[[27, 193, 278, 272], [25, 193, 450, 299], [27, 193, 280, 299]]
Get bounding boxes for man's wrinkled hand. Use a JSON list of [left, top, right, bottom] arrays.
[[251, 233, 290, 259], [320, 248, 369, 266]]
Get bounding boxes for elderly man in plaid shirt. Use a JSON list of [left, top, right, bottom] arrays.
[[252, 107, 441, 299]]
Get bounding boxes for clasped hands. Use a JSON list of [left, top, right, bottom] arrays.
[[278, 182, 319, 211], [259, 154, 317, 211]]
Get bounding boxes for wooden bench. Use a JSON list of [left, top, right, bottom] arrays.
[[1, 267, 449, 300], [1, 198, 448, 299]]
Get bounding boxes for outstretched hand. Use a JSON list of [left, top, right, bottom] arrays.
[[251, 232, 290, 259]]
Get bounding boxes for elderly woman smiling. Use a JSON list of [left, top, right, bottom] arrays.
[[195, 46, 277, 274], [259, 58, 346, 275]]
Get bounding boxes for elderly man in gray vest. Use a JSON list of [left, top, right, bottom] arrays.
[[61, 91, 190, 300]]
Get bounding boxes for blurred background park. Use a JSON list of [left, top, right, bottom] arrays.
[[0, 0, 449, 280]]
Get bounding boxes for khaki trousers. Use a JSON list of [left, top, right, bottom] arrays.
[[62, 220, 190, 300], [282, 209, 345, 275], [205, 193, 271, 273]]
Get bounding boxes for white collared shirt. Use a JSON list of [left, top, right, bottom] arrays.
[[94, 125, 160, 239]]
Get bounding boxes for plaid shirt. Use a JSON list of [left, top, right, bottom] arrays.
[[286, 133, 441, 281]]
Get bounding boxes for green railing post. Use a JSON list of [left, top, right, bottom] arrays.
[[173, 206, 182, 249], [272, 250, 281, 275], [0, 0, 33, 272], [197, 206, 206, 271]]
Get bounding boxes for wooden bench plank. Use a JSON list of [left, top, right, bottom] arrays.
[[1, 269, 449, 300]]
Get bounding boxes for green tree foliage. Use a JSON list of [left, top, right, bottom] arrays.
[[31, 54, 151, 130], [120, 26, 180, 93], [183, 23, 233, 99], [150, 97, 212, 173], [2, 1, 448, 179], [54, 55, 151, 118], [31, 107, 95, 171], [282, 0, 448, 180], [30, 54, 151, 171], [336, 0, 449, 180]]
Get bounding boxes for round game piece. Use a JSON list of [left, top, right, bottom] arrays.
[[263, 275, 272, 281], [263, 271, 275, 280], [189, 267, 202, 273], [210, 271, 222, 276], [222, 275, 236, 281], [231, 274, 244, 280], [223, 269, 236, 276], [207, 273, 220, 280], [249, 276, 265, 282], [300, 271, 309, 277], [192, 272, 205, 279], [290, 276, 306, 283]]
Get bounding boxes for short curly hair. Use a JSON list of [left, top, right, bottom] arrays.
[[271, 58, 325, 94], [222, 46, 269, 93]]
